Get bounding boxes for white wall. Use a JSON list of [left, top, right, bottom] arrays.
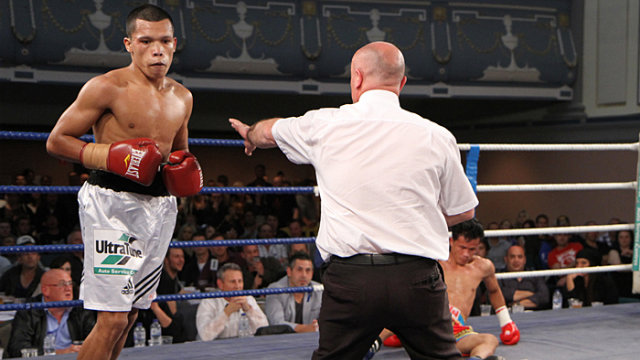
[[582, 0, 640, 117]]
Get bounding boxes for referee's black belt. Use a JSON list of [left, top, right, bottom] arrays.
[[329, 253, 429, 265]]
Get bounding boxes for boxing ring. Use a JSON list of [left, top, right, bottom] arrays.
[[6, 303, 640, 359], [1, 131, 639, 359]]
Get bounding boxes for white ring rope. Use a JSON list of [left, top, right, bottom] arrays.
[[483, 224, 634, 237], [295, 265, 634, 293], [495, 264, 632, 280], [477, 182, 637, 192], [458, 143, 639, 151]]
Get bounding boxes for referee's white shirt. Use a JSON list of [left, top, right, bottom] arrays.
[[272, 90, 478, 261]]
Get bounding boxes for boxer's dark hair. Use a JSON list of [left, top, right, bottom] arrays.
[[450, 218, 484, 241], [126, 4, 174, 37]]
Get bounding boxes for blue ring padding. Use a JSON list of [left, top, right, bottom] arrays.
[[465, 145, 480, 193], [0, 185, 316, 195], [0, 131, 244, 147], [0, 286, 317, 312]]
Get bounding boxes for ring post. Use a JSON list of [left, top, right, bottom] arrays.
[[633, 132, 640, 294]]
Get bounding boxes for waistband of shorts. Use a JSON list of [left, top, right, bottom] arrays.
[[87, 170, 169, 196], [329, 253, 433, 265]]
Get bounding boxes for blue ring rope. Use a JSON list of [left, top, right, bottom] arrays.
[[0, 286, 317, 312], [0, 185, 316, 195], [0, 131, 243, 147], [0, 237, 317, 254]]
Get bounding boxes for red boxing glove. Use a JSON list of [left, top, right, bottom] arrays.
[[80, 138, 162, 186], [495, 305, 519, 345], [500, 321, 520, 345], [383, 334, 402, 348], [162, 150, 203, 197]]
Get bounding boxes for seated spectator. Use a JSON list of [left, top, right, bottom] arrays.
[[150, 247, 189, 343], [14, 215, 35, 238], [8, 269, 95, 357], [181, 232, 217, 291], [0, 235, 44, 298], [548, 233, 583, 270], [499, 245, 549, 310], [563, 248, 618, 306], [582, 220, 610, 265], [548, 232, 583, 289], [486, 234, 510, 272], [239, 245, 284, 290], [265, 252, 322, 333], [0, 218, 13, 239], [182, 232, 241, 291], [256, 223, 288, 266], [597, 217, 620, 247], [49, 256, 79, 299], [608, 230, 636, 299], [534, 214, 554, 269], [265, 214, 289, 239], [476, 238, 489, 258], [196, 263, 268, 340], [555, 215, 584, 244]]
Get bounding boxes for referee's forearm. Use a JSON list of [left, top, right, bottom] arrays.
[[247, 118, 281, 149]]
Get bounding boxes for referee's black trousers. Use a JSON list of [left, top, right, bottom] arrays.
[[312, 255, 461, 360]]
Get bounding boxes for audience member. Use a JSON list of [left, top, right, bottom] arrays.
[[563, 248, 618, 306], [7, 269, 95, 357], [499, 245, 549, 310], [265, 252, 321, 333], [239, 211, 259, 239], [582, 220, 610, 265], [514, 209, 529, 228], [0, 235, 44, 298], [555, 215, 583, 244], [196, 263, 268, 340], [256, 223, 288, 266], [182, 232, 237, 291], [0, 218, 13, 238], [534, 214, 554, 269], [608, 230, 636, 299], [548, 233, 583, 270], [239, 245, 284, 290], [49, 256, 79, 299], [476, 238, 489, 258], [486, 221, 511, 272], [14, 215, 35, 238], [597, 217, 620, 247], [266, 214, 289, 239], [142, 247, 189, 343]]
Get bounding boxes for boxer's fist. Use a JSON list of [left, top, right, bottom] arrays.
[[500, 321, 520, 345], [162, 150, 203, 197], [383, 334, 402, 347], [81, 138, 162, 186]]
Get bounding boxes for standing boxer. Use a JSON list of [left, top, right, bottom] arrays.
[[46, 5, 202, 360]]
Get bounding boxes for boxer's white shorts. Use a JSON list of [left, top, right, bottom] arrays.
[[78, 182, 177, 311]]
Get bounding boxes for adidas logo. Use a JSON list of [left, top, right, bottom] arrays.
[[121, 278, 134, 295]]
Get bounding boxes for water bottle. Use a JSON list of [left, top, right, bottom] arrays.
[[552, 289, 563, 310], [238, 312, 251, 338], [149, 319, 162, 346], [133, 322, 146, 348], [43, 331, 56, 355]]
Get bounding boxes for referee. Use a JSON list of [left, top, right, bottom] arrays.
[[230, 41, 477, 359]]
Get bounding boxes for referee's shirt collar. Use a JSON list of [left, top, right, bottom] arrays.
[[356, 89, 400, 107]]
